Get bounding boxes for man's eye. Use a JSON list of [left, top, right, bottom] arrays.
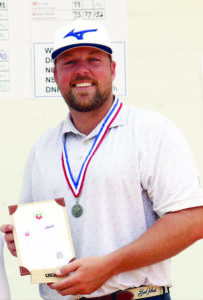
[[90, 58, 100, 62], [64, 60, 74, 65]]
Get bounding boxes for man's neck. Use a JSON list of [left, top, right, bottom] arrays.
[[69, 97, 114, 135]]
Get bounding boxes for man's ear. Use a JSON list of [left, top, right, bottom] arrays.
[[53, 67, 57, 84], [111, 61, 116, 80]]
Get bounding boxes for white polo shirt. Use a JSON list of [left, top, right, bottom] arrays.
[[19, 101, 203, 300]]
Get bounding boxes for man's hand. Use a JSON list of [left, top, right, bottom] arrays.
[[0, 224, 17, 257], [48, 256, 113, 296], [49, 207, 203, 297]]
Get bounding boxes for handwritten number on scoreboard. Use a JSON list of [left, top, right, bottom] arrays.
[[73, 10, 82, 19], [73, 1, 82, 9], [83, 11, 92, 19], [94, 10, 104, 19], [0, 1, 7, 9]]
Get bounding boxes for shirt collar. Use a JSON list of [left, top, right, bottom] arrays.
[[61, 97, 125, 139]]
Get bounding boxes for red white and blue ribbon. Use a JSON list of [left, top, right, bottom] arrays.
[[62, 98, 123, 197]]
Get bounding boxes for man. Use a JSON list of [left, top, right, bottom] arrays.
[[1, 20, 203, 300]]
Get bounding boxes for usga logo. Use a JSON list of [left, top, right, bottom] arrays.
[[45, 273, 56, 278]]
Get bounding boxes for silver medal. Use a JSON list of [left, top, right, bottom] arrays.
[[72, 204, 83, 218]]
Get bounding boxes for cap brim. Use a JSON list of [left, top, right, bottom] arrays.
[[51, 43, 112, 60]]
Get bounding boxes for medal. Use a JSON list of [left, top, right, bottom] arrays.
[[71, 203, 83, 218], [62, 98, 123, 218]]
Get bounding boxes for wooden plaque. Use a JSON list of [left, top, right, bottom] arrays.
[[9, 199, 75, 283]]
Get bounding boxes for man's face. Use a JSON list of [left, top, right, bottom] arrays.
[[53, 47, 116, 112]]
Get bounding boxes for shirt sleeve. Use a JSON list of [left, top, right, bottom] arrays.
[[19, 145, 36, 204], [139, 116, 203, 217]]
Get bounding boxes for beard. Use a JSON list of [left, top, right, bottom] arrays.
[[65, 89, 111, 112], [61, 77, 113, 112]]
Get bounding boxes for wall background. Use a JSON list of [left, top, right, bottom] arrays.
[[1, 0, 203, 299]]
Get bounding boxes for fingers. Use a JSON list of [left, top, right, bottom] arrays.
[[1, 224, 14, 244], [48, 256, 108, 296], [48, 277, 73, 291], [48, 274, 82, 296], [48, 261, 80, 295], [50, 285, 78, 297], [48, 283, 75, 297], [55, 260, 78, 277], [0, 224, 17, 257], [4, 231, 14, 243], [7, 241, 17, 256], [0, 224, 13, 234]]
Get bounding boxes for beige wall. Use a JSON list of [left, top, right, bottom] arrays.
[[1, 1, 203, 299], [127, 1, 203, 299]]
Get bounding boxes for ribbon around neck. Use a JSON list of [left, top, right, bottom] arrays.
[[62, 98, 123, 198]]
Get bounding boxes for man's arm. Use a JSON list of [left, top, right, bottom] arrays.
[[49, 206, 203, 296]]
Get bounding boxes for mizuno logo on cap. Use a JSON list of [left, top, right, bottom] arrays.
[[64, 28, 98, 40]]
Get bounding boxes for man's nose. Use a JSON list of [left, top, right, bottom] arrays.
[[74, 60, 90, 76]]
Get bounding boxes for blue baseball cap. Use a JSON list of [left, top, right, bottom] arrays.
[[51, 20, 112, 60]]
